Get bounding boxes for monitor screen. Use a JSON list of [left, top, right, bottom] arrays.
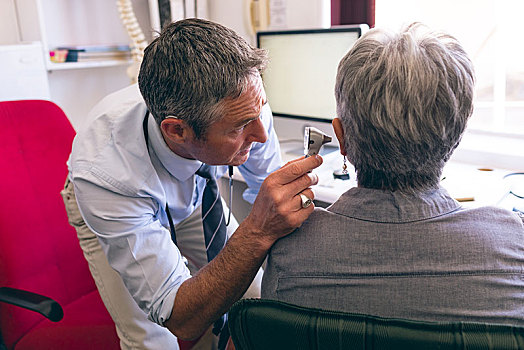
[[257, 26, 366, 123]]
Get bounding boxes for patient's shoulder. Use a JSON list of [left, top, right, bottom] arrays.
[[301, 206, 334, 228], [274, 207, 336, 246]]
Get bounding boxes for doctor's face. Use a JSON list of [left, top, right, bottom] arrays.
[[187, 75, 268, 166]]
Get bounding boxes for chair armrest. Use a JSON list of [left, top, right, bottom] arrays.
[[0, 287, 63, 322]]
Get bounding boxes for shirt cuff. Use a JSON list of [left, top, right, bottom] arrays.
[[149, 272, 191, 326]]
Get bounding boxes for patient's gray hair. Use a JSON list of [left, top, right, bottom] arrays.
[[335, 23, 475, 192], [138, 18, 268, 139]]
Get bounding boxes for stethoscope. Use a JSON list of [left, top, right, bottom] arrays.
[[143, 111, 234, 246], [225, 165, 234, 226]]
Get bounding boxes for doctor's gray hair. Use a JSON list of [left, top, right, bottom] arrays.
[[335, 23, 475, 192], [138, 18, 268, 139]]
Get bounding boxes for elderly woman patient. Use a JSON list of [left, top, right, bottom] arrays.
[[261, 23, 524, 325]]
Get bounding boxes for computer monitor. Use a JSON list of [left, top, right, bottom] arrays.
[[257, 25, 367, 125]]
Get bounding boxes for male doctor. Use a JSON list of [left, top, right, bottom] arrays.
[[61, 18, 321, 349]]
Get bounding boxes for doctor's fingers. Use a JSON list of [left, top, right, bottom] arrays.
[[273, 155, 322, 185]]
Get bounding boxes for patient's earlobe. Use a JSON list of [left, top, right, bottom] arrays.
[[332, 118, 346, 156]]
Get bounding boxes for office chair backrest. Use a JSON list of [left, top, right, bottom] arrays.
[[229, 299, 524, 350], [0, 100, 96, 347]]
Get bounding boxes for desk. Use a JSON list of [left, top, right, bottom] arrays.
[[221, 141, 523, 221]]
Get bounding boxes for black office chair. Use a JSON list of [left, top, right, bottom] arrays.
[[0, 287, 63, 323], [228, 299, 524, 350]]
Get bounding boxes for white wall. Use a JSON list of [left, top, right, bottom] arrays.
[[0, 0, 20, 44], [207, 0, 330, 45], [208, 0, 255, 44]]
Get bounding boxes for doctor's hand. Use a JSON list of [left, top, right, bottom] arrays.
[[165, 155, 322, 341], [242, 155, 322, 249]]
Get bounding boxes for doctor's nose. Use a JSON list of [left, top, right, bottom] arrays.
[[247, 117, 268, 144]]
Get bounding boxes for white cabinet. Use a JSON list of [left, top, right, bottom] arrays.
[[0, 42, 50, 101], [9, 0, 152, 130]]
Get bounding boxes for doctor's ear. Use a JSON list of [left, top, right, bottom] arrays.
[[332, 118, 347, 156], [161, 116, 193, 143]]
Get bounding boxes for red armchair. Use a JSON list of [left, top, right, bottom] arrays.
[[0, 99, 202, 350], [0, 100, 120, 350]]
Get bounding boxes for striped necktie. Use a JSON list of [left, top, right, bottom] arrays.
[[196, 164, 229, 344], [196, 163, 227, 262]]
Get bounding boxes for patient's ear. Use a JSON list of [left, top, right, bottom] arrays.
[[161, 117, 192, 144], [332, 118, 347, 156]]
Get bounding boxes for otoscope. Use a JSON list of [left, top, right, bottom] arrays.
[[304, 126, 350, 180], [304, 126, 332, 157]]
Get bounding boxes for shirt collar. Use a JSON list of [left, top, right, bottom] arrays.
[[147, 114, 201, 181], [329, 186, 461, 223]]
